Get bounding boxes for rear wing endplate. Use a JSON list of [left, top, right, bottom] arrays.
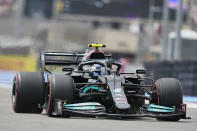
[[40, 51, 84, 71]]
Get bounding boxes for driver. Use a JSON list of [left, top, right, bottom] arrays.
[[91, 64, 105, 76]]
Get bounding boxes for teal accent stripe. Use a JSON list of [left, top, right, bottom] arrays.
[[65, 102, 101, 107], [149, 104, 175, 110], [66, 105, 96, 110], [82, 86, 101, 94], [148, 104, 175, 112], [148, 108, 174, 112]]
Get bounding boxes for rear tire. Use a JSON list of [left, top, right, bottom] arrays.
[[12, 72, 44, 113], [154, 78, 183, 121], [46, 73, 75, 117]]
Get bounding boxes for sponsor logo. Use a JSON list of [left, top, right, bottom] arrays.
[[114, 88, 121, 93], [115, 93, 123, 97], [115, 97, 126, 101]]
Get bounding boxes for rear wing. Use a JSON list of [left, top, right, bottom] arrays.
[[40, 51, 112, 71], [40, 51, 84, 71]]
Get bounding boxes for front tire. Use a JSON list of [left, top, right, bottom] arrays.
[[45, 73, 75, 117], [154, 78, 183, 121]]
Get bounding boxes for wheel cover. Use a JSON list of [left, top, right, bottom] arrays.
[[12, 76, 18, 108]]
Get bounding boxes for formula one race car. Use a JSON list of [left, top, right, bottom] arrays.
[[12, 44, 190, 121]]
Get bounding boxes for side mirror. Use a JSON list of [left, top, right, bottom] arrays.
[[136, 69, 146, 74]]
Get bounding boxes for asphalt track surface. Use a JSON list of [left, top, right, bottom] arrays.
[[0, 88, 196, 131]]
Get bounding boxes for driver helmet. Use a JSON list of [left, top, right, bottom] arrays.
[[92, 64, 105, 76]]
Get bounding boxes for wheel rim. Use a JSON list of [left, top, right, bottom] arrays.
[[12, 78, 17, 105], [46, 77, 52, 114], [45, 87, 50, 111]]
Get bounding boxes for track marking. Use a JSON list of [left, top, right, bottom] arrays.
[[185, 102, 197, 109], [0, 82, 12, 88]]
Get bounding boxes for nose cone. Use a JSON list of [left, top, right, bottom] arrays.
[[116, 103, 131, 110]]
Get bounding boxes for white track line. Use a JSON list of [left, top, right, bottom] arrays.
[[0, 83, 12, 88], [185, 102, 197, 109]]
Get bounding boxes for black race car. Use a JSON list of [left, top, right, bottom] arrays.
[[12, 44, 190, 121]]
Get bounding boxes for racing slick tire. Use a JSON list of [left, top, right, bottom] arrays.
[[12, 72, 45, 113], [46, 73, 75, 117], [154, 78, 183, 121]]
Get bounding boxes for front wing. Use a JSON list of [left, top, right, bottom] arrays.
[[53, 100, 191, 120]]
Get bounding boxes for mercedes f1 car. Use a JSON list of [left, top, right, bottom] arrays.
[[12, 44, 190, 121]]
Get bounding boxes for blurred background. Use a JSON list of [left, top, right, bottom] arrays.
[[0, 0, 197, 99]]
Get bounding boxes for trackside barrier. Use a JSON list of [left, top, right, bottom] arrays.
[[144, 60, 197, 96], [0, 55, 37, 71]]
